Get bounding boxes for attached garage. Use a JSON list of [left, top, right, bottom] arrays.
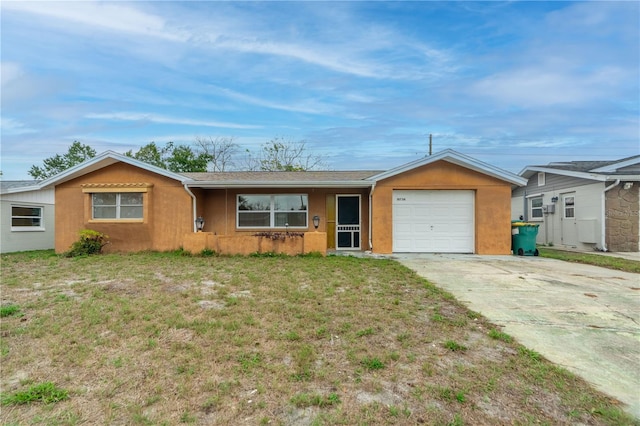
[[369, 150, 527, 255], [393, 190, 474, 253]]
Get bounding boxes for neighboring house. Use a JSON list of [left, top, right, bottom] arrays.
[[1, 180, 55, 253], [33, 149, 526, 255], [512, 155, 640, 252]]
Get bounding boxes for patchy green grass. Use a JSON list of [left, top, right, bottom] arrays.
[[538, 248, 640, 273], [0, 304, 21, 318], [1, 382, 69, 405], [0, 250, 634, 425]]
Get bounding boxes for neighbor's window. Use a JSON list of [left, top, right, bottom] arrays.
[[237, 194, 308, 228], [92, 193, 143, 219], [538, 172, 545, 186], [530, 197, 543, 219], [11, 205, 43, 230], [564, 196, 575, 219]]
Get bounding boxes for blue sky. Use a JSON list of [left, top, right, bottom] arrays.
[[1, 1, 638, 180]]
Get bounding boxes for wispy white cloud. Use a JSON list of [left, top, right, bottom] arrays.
[[211, 86, 337, 115], [1, 62, 23, 86], [470, 66, 630, 107], [0, 117, 36, 135], [2, 1, 186, 41], [85, 112, 262, 130]]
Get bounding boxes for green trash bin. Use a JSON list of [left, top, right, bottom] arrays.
[[511, 222, 539, 256]]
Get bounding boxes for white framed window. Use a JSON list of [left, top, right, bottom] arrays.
[[237, 194, 308, 228], [563, 195, 575, 219], [11, 205, 44, 231], [538, 172, 545, 186], [530, 197, 544, 220], [92, 193, 143, 219]]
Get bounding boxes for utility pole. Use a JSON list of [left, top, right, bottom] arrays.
[[429, 134, 432, 156]]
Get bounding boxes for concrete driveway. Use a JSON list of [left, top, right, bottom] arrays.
[[394, 254, 640, 418]]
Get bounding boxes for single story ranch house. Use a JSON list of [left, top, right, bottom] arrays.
[[34, 149, 527, 256]]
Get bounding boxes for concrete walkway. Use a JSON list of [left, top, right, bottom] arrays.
[[394, 253, 640, 418]]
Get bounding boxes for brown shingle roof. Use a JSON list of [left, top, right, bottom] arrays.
[[181, 170, 382, 182]]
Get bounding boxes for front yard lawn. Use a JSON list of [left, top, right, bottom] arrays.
[[1, 250, 634, 425], [538, 248, 640, 273]]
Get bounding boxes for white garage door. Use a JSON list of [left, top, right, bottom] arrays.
[[393, 190, 474, 253]]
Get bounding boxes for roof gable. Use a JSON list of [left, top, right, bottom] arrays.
[[37, 151, 187, 189], [367, 149, 527, 186]]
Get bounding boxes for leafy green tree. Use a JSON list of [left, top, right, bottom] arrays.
[[124, 142, 172, 169], [126, 141, 211, 173], [28, 141, 97, 179], [166, 145, 211, 172]]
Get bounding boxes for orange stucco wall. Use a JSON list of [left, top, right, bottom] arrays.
[[371, 160, 513, 254], [198, 188, 369, 249], [182, 231, 327, 255], [55, 163, 193, 253]]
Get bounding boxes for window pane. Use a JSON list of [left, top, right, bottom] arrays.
[[337, 232, 352, 248], [120, 193, 143, 205], [338, 197, 359, 225], [12, 206, 41, 217], [274, 195, 307, 211], [94, 206, 117, 219], [531, 210, 543, 218], [565, 208, 575, 218], [532, 198, 543, 208], [238, 212, 270, 227], [120, 206, 143, 218], [275, 212, 307, 227], [12, 218, 41, 227], [238, 195, 271, 211], [93, 193, 116, 206]]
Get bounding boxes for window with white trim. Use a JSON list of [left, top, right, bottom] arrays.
[[237, 194, 308, 228], [92, 193, 143, 219], [563, 196, 575, 219], [11, 205, 44, 230], [530, 197, 543, 219], [538, 172, 545, 186]]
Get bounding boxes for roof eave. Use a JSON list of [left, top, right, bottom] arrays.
[[590, 156, 640, 173], [185, 181, 373, 189], [1, 185, 44, 195], [519, 166, 639, 181]]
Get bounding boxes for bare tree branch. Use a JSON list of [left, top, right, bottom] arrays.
[[194, 136, 239, 172], [254, 137, 327, 171]]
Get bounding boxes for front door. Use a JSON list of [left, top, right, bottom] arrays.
[[336, 195, 361, 250], [561, 192, 578, 247]]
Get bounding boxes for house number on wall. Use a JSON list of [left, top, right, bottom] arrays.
[[396, 197, 406, 201]]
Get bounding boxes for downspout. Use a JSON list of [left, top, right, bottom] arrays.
[[601, 179, 620, 252], [183, 183, 197, 232], [368, 182, 376, 251]]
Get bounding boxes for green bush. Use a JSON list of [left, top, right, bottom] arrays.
[[64, 229, 109, 257]]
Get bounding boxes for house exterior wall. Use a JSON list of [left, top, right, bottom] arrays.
[[606, 183, 639, 252], [371, 160, 513, 254], [512, 173, 597, 197], [54, 163, 193, 253], [1, 189, 55, 253], [198, 187, 370, 250], [520, 180, 603, 250]]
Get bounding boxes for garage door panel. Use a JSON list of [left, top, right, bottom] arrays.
[[393, 190, 474, 253]]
